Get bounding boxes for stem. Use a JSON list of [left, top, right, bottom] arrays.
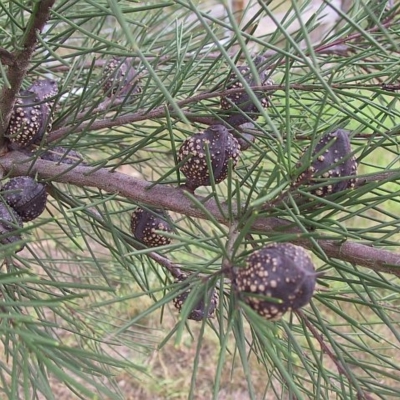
[[297, 310, 373, 400], [2, 151, 400, 276], [0, 0, 56, 145], [48, 82, 400, 143], [221, 222, 240, 275]]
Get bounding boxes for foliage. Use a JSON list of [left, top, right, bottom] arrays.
[[1, 0, 400, 399]]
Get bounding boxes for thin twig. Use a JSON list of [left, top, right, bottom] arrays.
[[48, 81, 400, 143], [297, 310, 374, 400], [36, 44, 354, 76], [146, 251, 184, 280], [313, 14, 397, 54]]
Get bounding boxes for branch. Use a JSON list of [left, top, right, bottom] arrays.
[[1, 151, 400, 276], [0, 0, 56, 145], [48, 82, 400, 143], [39, 42, 354, 75]]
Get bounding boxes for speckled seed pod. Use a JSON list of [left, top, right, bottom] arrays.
[[28, 78, 58, 102], [103, 57, 141, 98], [234, 243, 317, 320], [178, 125, 241, 190], [221, 56, 273, 127], [6, 78, 58, 148], [296, 129, 357, 197], [41, 146, 86, 165], [130, 208, 172, 247], [6, 90, 44, 148], [28, 78, 58, 135], [0, 202, 23, 250], [173, 275, 218, 321], [2, 177, 47, 222]]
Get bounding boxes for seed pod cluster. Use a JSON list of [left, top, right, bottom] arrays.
[[0, 177, 47, 252], [296, 129, 357, 197], [178, 125, 241, 191], [130, 207, 172, 247], [234, 243, 317, 320], [41, 146, 86, 165], [5, 79, 58, 149], [221, 56, 273, 127], [103, 57, 141, 98], [173, 274, 218, 321]]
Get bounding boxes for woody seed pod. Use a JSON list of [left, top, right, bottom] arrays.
[[130, 208, 172, 247], [28, 79, 58, 102], [178, 125, 241, 191], [103, 57, 141, 98], [29, 78, 58, 134], [0, 202, 23, 251], [234, 243, 317, 320], [173, 274, 218, 321], [2, 177, 47, 222], [221, 56, 273, 127], [6, 79, 58, 149], [296, 129, 357, 197]]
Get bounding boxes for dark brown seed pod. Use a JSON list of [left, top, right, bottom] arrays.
[[6, 90, 44, 148], [5, 79, 58, 149], [2, 177, 47, 222], [234, 243, 317, 320], [178, 125, 241, 191], [221, 56, 273, 127], [28, 78, 58, 137], [0, 202, 23, 251], [28, 78, 58, 102], [296, 129, 357, 197], [41, 146, 86, 165], [173, 275, 218, 321], [130, 208, 172, 247], [103, 57, 141, 98]]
